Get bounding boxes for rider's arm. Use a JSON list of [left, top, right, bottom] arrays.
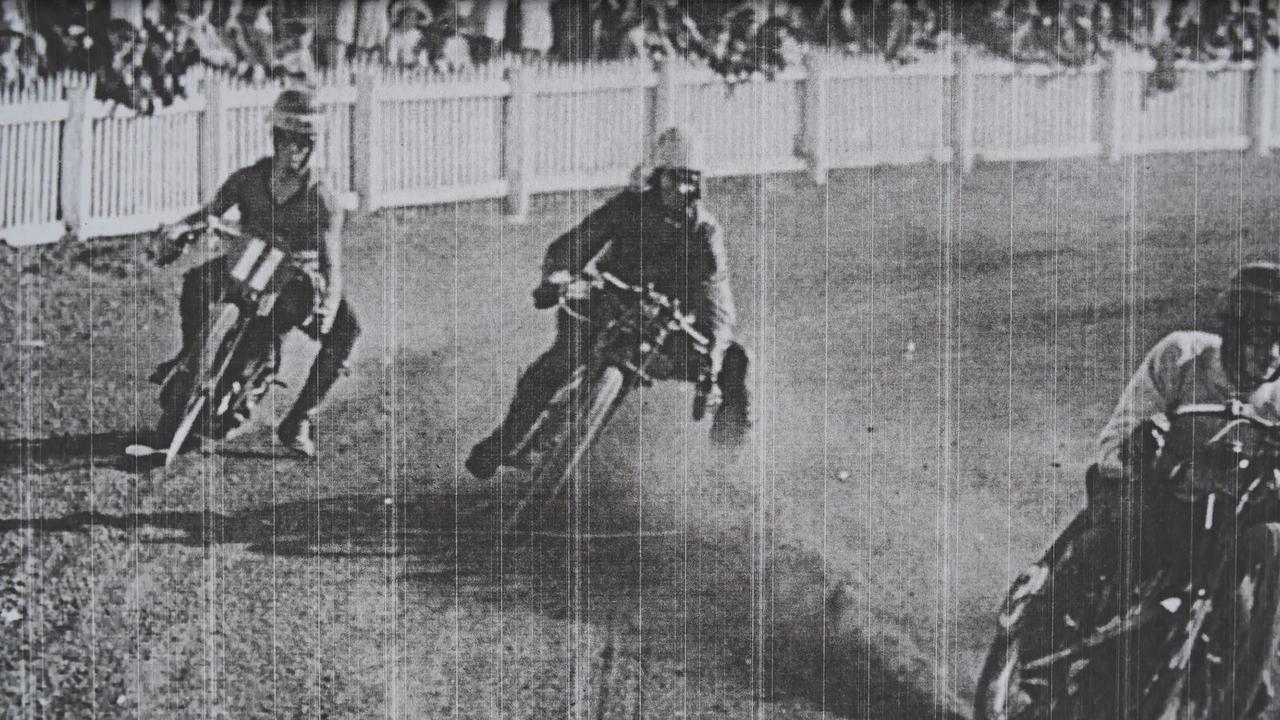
[[171, 167, 246, 228], [1095, 333, 1191, 480], [540, 191, 634, 281]]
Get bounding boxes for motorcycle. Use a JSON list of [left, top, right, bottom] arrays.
[[503, 270, 715, 528], [128, 217, 292, 466], [975, 401, 1280, 719]]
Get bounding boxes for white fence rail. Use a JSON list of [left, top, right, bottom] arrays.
[[3, 50, 1280, 245]]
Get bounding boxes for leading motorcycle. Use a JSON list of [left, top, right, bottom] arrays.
[[975, 401, 1280, 719]]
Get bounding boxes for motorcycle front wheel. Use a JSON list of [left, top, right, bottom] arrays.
[[530, 365, 626, 500], [1141, 522, 1280, 720]]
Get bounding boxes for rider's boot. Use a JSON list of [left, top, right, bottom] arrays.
[[465, 432, 504, 480], [277, 412, 316, 458], [711, 343, 751, 446], [276, 323, 356, 458]]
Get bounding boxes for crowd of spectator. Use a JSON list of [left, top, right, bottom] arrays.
[[2, 1, 1279, 111], [976, 1, 1280, 68]]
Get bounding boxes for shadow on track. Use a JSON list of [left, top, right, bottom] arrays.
[[0, 431, 150, 472], [0, 488, 969, 718]]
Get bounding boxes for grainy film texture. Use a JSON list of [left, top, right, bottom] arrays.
[[5, 1, 1280, 718]]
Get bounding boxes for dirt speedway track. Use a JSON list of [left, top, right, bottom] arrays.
[[4, 153, 1280, 718]]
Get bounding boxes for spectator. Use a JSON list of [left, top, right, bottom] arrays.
[[1166, 0, 1203, 59], [385, 0, 431, 67], [910, 0, 943, 53], [1056, 0, 1096, 65], [756, 1, 806, 70], [883, 0, 917, 63], [521, 0, 553, 59], [275, 19, 317, 80], [470, 0, 507, 63], [812, 0, 868, 54], [352, 0, 390, 63], [589, 0, 628, 59], [418, 1, 472, 70], [222, 0, 269, 81], [314, 0, 357, 68], [37, 0, 108, 74], [618, 2, 675, 61], [95, 18, 155, 113], [140, 0, 194, 106], [0, 2, 44, 86], [1091, 0, 1115, 55], [550, 0, 589, 60], [179, 0, 236, 71]]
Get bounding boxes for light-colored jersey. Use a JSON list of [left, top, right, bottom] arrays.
[[1097, 330, 1280, 476]]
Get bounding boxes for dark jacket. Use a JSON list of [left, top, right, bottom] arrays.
[[541, 188, 736, 361]]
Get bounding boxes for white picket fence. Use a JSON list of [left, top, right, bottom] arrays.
[[1, 49, 1278, 246]]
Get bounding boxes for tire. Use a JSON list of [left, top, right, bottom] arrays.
[[156, 304, 249, 462], [530, 365, 626, 500], [974, 563, 1054, 720], [974, 512, 1105, 720], [1142, 522, 1280, 720]]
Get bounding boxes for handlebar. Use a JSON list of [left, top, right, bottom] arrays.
[[1173, 400, 1280, 430], [175, 215, 242, 243], [551, 270, 710, 350], [153, 215, 245, 266]]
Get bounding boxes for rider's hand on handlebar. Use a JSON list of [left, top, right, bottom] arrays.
[[151, 222, 192, 266], [533, 270, 586, 309]]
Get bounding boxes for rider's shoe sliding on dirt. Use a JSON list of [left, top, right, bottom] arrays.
[[465, 126, 751, 480], [151, 87, 359, 458]]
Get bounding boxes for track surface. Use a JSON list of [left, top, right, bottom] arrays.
[[3, 152, 1279, 717]]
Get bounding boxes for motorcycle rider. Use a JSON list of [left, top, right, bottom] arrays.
[[151, 87, 359, 458], [465, 126, 751, 480], [1089, 262, 1280, 535]]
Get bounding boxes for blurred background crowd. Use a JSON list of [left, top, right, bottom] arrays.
[[1, 0, 1277, 112]]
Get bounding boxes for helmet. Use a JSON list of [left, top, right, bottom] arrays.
[[1217, 262, 1280, 328], [270, 88, 322, 138], [651, 126, 704, 173]]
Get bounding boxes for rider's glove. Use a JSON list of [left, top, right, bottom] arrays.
[[532, 283, 559, 310], [151, 222, 191, 266], [533, 269, 575, 309]]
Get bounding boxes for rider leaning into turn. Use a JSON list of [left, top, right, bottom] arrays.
[[1086, 261, 1280, 551], [465, 126, 751, 480], [152, 87, 360, 458]]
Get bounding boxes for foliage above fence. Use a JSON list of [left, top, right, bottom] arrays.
[[2, 51, 1279, 246]]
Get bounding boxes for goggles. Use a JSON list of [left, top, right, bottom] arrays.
[[272, 127, 315, 151], [656, 168, 702, 201]]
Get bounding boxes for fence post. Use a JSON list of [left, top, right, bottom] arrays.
[[1099, 52, 1124, 162], [1255, 52, 1276, 156], [650, 57, 677, 152], [353, 70, 380, 214], [801, 52, 828, 185], [504, 64, 533, 221], [199, 76, 227, 203], [60, 85, 93, 236], [953, 47, 976, 173]]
